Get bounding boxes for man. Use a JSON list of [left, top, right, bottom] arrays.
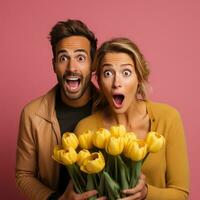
[[16, 19, 102, 200]]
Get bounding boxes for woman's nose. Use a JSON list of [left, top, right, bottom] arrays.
[[112, 74, 122, 88]]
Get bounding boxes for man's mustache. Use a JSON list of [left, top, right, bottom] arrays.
[[63, 71, 82, 78]]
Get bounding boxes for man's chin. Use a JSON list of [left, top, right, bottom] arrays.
[[60, 84, 80, 98], [63, 91, 82, 100]]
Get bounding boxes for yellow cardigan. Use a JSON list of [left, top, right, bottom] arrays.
[[75, 101, 189, 200]]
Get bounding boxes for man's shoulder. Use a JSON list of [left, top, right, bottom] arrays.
[[22, 86, 57, 116], [22, 95, 45, 114]]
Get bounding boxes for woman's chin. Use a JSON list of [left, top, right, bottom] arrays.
[[111, 106, 127, 114]]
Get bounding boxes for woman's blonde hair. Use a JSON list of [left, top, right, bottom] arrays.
[[92, 37, 150, 110]]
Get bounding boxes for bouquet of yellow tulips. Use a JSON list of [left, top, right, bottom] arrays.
[[52, 125, 165, 200]]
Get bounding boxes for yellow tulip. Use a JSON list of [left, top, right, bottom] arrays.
[[52, 145, 64, 163], [93, 128, 111, 149], [60, 147, 78, 165], [77, 149, 91, 166], [146, 131, 165, 153], [124, 139, 147, 161], [78, 130, 94, 149], [80, 152, 105, 174], [110, 125, 126, 137], [62, 132, 79, 150], [123, 132, 137, 147], [105, 136, 124, 156]]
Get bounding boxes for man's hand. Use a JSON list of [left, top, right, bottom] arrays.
[[119, 174, 148, 200], [59, 181, 106, 200]]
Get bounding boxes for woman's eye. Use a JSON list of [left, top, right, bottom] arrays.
[[123, 70, 131, 77], [103, 70, 113, 77], [77, 55, 86, 62]]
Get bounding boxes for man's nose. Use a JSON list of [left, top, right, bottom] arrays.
[[66, 58, 77, 72]]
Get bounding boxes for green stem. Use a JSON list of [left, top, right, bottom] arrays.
[[67, 164, 86, 193], [86, 174, 97, 200], [114, 156, 118, 183], [98, 171, 105, 196], [130, 160, 142, 188], [117, 155, 129, 190], [142, 152, 149, 164], [103, 171, 120, 200]]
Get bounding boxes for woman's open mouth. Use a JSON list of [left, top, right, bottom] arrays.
[[112, 94, 124, 108]]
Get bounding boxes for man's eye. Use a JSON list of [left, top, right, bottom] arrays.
[[77, 55, 86, 62], [59, 55, 68, 62], [103, 70, 113, 77], [123, 70, 132, 77]]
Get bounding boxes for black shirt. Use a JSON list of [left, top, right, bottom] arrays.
[[47, 89, 92, 199]]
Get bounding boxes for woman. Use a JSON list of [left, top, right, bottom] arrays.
[[75, 38, 189, 200]]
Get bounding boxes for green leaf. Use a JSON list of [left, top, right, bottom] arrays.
[[67, 165, 83, 193], [117, 155, 129, 190], [98, 171, 105, 196], [87, 174, 97, 200], [129, 161, 142, 188], [103, 171, 120, 200]]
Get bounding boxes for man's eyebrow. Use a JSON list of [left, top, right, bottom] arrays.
[[57, 50, 68, 56], [74, 49, 89, 55], [56, 49, 89, 56]]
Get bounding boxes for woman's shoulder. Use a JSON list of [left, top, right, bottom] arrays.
[[74, 110, 103, 136], [146, 100, 181, 119]]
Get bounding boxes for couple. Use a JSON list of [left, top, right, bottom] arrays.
[[16, 19, 189, 200]]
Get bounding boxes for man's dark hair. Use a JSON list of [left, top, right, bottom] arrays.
[[49, 19, 97, 61]]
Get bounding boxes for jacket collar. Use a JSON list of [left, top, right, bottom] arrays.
[[36, 85, 59, 123]]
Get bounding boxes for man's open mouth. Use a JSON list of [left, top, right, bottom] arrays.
[[113, 94, 124, 108], [65, 77, 81, 92]]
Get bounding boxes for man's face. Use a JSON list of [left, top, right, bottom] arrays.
[[53, 36, 92, 105]]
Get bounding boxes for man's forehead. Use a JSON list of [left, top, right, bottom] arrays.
[[55, 36, 91, 54]]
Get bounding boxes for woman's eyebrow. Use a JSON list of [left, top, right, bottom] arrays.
[[120, 63, 134, 67]]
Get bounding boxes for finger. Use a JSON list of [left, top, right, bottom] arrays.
[[67, 180, 74, 190], [64, 180, 75, 194], [77, 190, 98, 200], [139, 173, 146, 181], [122, 178, 145, 195], [118, 190, 145, 200]]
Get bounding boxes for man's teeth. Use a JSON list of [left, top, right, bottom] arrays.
[[66, 77, 79, 81]]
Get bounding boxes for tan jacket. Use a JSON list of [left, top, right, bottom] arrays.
[[16, 86, 61, 200]]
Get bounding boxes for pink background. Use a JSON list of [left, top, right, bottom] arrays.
[[0, 0, 199, 199]]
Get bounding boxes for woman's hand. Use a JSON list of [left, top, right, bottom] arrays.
[[119, 174, 148, 200]]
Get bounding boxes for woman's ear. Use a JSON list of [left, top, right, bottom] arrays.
[[91, 71, 100, 90]]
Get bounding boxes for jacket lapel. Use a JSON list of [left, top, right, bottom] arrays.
[[36, 85, 61, 144]]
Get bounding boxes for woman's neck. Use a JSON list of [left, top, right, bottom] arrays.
[[103, 100, 149, 138]]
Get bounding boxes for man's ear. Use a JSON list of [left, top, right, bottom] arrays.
[[91, 71, 100, 90], [52, 58, 56, 72]]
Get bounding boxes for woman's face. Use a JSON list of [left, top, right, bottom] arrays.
[[99, 52, 139, 114]]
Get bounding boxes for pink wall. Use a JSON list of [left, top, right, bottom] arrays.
[[1, 0, 199, 199]]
